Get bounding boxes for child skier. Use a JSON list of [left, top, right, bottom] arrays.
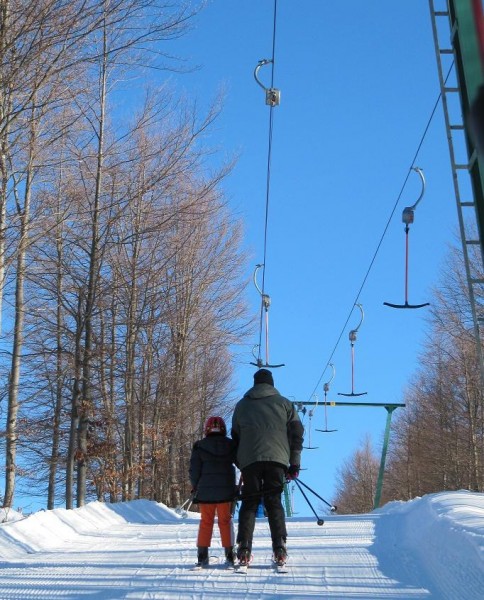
[[189, 416, 238, 567]]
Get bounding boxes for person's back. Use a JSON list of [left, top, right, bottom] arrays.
[[190, 434, 236, 503], [189, 416, 237, 568], [232, 380, 299, 470], [231, 369, 304, 567]]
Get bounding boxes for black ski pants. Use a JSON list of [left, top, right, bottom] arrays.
[[237, 461, 287, 552]]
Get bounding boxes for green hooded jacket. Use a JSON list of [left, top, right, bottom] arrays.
[[231, 383, 304, 470]]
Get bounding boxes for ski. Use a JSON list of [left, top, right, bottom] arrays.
[[234, 549, 252, 574], [233, 563, 248, 574], [274, 562, 288, 574], [234, 558, 252, 574], [272, 555, 288, 573], [190, 555, 219, 571]]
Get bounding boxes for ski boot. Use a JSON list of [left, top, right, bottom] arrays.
[[194, 546, 209, 569], [224, 546, 235, 567], [235, 543, 252, 572], [273, 544, 287, 567]]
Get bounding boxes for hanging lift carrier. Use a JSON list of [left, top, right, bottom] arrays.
[[303, 397, 319, 450], [384, 166, 430, 309], [251, 264, 285, 368], [316, 363, 338, 433], [338, 303, 367, 397]]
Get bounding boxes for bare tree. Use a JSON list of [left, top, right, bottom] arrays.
[[333, 435, 380, 514], [1, 0, 216, 509], [14, 81, 249, 509], [383, 245, 484, 503]]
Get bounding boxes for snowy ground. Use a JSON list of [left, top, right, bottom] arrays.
[[0, 491, 483, 599]]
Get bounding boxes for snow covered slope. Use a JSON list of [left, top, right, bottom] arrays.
[[0, 491, 482, 599]]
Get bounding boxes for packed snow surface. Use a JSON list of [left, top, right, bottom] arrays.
[[0, 490, 483, 599]]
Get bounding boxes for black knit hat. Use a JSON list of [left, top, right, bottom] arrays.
[[254, 368, 274, 386]]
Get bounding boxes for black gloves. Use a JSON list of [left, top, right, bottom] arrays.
[[286, 465, 300, 480]]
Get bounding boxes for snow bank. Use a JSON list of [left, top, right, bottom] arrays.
[[376, 490, 484, 597], [0, 499, 182, 556], [0, 507, 24, 524], [0, 492, 482, 597]]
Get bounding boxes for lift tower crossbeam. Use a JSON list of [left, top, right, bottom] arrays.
[[295, 401, 405, 510]]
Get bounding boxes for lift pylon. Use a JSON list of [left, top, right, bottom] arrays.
[[295, 398, 405, 509]]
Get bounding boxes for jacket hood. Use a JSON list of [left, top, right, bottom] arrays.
[[244, 383, 281, 400]]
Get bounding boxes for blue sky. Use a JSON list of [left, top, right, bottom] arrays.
[[6, 1, 466, 515], [167, 0, 464, 516]]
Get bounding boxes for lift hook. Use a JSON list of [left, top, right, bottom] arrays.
[[254, 59, 280, 107], [402, 167, 426, 226]]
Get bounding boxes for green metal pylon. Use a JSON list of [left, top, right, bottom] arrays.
[[283, 481, 292, 517], [373, 406, 397, 509]]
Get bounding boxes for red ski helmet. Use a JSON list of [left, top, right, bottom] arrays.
[[204, 416, 226, 436]]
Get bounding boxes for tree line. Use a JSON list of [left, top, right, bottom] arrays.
[[334, 246, 484, 513], [0, 1, 250, 511]]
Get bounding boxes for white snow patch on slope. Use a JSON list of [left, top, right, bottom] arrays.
[[0, 491, 482, 598]]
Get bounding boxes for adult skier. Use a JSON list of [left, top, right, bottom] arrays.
[[231, 369, 304, 568], [189, 416, 238, 568]]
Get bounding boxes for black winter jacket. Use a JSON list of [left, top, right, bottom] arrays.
[[189, 434, 237, 503]]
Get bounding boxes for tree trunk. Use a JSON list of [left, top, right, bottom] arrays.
[[47, 186, 66, 510], [77, 22, 108, 507], [0, 0, 11, 336], [4, 125, 34, 506], [66, 297, 83, 510]]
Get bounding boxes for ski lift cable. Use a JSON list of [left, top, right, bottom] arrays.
[[307, 63, 454, 402], [256, 0, 280, 366]]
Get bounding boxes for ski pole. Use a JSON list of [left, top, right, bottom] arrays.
[[176, 493, 194, 516], [293, 478, 324, 526], [177, 496, 192, 511], [296, 477, 337, 512]]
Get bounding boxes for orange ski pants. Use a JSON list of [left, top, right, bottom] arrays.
[[197, 502, 234, 548]]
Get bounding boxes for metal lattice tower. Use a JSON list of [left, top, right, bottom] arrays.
[[428, 0, 484, 386]]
